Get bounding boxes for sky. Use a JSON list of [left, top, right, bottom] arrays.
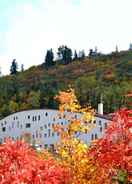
[[0, 0, 132, 75]]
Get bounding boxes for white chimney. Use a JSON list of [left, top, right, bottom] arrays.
[[98, 103, 103, 115]]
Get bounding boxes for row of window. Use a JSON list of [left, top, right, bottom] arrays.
[[1, 122, 107, 134], [98, 120, 107, 128], [44, 144, 55, 149], [32, 131, 59, 139], [1, 120, 67, 132], [0, 132, 99, 145], [1, 121, 7, 126], [11, 112, 78, 122], [28, 113, 48, 121], [91, 133, 98, 140]]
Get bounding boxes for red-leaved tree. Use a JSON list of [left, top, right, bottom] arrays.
[[0, 140, 71, 184], [90, 108, 132, 183]]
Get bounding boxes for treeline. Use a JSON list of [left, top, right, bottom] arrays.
[[0, 48, 132, 118], [44, 46, 99, 68], [9, 45, 99, 75]]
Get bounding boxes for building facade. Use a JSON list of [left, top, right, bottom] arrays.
[[0, 109, 112, 149]]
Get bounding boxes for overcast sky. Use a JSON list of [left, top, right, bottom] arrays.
[[0, 0, 132, 74]]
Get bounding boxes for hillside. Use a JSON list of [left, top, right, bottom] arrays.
[[0, 50, 132, 118]]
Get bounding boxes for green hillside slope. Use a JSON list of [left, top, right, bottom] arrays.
[[0, 50, 132, 118]]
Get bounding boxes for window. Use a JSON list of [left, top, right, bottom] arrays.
[[26, 123, 31, 128], [35, 116, 37, 121], [13, 117, 15, 120], [12, 122, 14, 128], [85, 129, 88, 134], [17, 121, 19, 128], [99, 120, 102, 126], [53, 118, 55, 121], [91, 134, 94, 140], [39, 133, 42, 138], [2, 127, 6, 132], [45, 112, 48, 117], [57, 132, 60, 136], [74, 115, 77, 119], [38, 115, 40, 121], [52, 132, 55, 137], [32, 134, 35, 139], [28, 115, 30, 119], [4, 137, 6, 141], [93, 120, 96, 124], [0, 138, 2, 143], [4, 121, 7, 125], [32, 116, 34, 121], [48, 129, 51, 137], [0, 138, 2, 144], [95, 134, 98, 139], [44, 124, 47, 129], [50, 144, 54, 150], [61, 122, 63, 125], [40, 126, 43, 131], [44, 133, 47, 138], [20, 124, 23, 129], [104, 122, 107, 129], [100, 127, 103, 132], [44, 144, 48, 148], [48, 123, 50, 127]]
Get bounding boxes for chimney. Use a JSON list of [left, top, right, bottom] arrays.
[[98, 94, 103, 115], [98, 103, 103, 115]]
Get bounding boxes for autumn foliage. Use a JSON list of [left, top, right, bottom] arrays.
[[89, 108, 132, 183], [0, 88, 132, 183], [0, 140, 71, 184]]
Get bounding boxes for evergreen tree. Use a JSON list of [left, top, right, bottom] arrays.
[[57, 46, 72, 64], [0, 67, 2, 77], [89, 49, 93, 57], [21, 64, 24, 72], [45, 49, 54, 68], [81, 50, 85, 60], [10, 59, 18, 75], [73, 50, 78, 60], [78, 50, 85, 60]]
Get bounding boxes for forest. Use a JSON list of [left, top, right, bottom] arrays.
[[0, 47, 132, 118]]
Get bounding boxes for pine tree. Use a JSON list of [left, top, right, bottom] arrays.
[[57, 46, 72, 64], [10, 59, 18, 75], [45, 49, 54, 68], [78, 50, 85, 60], [21, 64, 24, 72], [89, 49, 93, 57], [73, 50, 78, 60]]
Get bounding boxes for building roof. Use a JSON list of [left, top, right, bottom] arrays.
[[95, 113, 113, 121]]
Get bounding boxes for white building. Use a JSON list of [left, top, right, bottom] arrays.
[[0, 106, 112, 149]]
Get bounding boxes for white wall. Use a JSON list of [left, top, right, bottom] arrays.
[[0, 109, 111, 148]]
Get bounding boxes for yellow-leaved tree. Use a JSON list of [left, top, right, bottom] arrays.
[[53, 88, 96, 183]]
